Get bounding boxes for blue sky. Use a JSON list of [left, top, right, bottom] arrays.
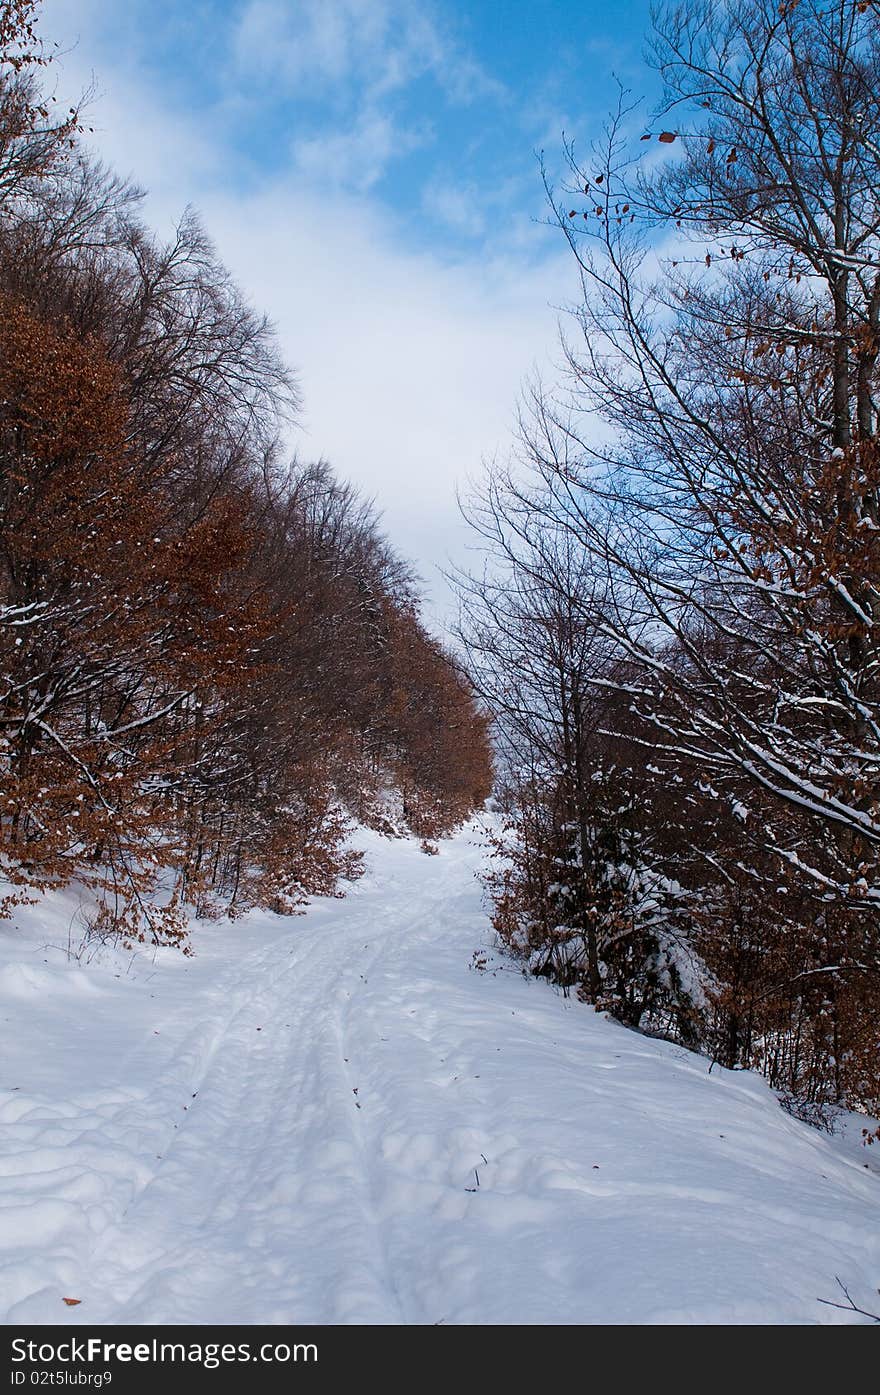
[[43, 0, 660, 621]]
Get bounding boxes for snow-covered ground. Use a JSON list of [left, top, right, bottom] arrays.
[[1, 823, 878, 1325]]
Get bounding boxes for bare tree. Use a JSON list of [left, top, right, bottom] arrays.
[[528, 0, 880, 910], [457, 0, 880, 1098]]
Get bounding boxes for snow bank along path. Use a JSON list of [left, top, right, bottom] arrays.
[[1, 824, 878, 1325]]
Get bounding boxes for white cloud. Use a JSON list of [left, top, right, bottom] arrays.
[[35, 0, 572, 625], [194, 182, 570, 617], [421, 180, 487, 238], [42, 2, 220, 207], [234, 0, 380, 89], [291, 108, 430, 192], [232, 0, 501, 105]]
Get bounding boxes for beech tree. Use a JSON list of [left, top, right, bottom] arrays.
[[0, 293, 269, 934], [455, 476, 698, 1031], [533, 0, 880, 905], [460, 0, 880, 1106], [0, 1, 493, 941], [0, 0, 82, 209]]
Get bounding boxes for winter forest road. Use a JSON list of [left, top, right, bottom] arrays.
[[1, 824, 879, 1325]]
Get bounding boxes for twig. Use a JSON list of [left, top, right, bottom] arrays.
[[817, 1277, 880, 1322]]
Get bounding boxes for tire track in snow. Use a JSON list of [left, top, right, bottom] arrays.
[[42, 881, 448, 1324], [4, 826, 878, 1326]]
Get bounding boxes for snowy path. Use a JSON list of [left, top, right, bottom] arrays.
[[1, 825, 879, 1325]]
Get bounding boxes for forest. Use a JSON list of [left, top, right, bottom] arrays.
[[2, 0, 879, 1122], [456, 0, 880, 1117], [0, 0, 493, 947], [0, 0, 878, 1334]]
